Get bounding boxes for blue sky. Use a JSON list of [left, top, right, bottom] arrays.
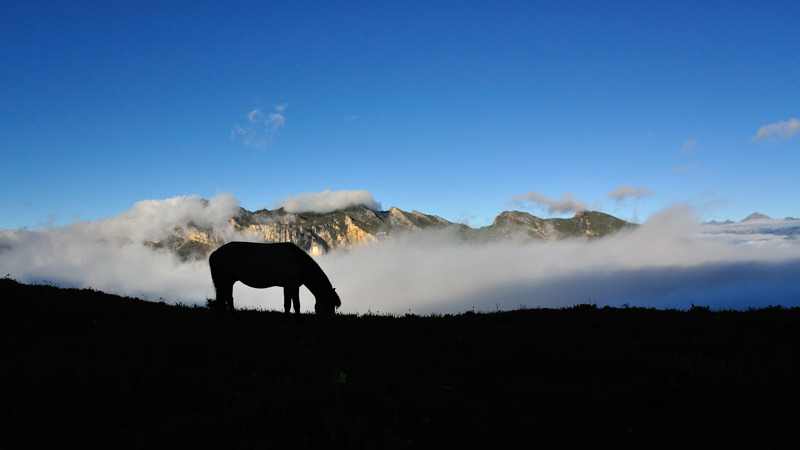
[[2, 0, 798, 230]]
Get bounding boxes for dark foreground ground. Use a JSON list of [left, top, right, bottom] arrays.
[[2, 278, 800, 449]]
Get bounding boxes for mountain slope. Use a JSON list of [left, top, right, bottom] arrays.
[[152, 205, 635, 260], [475, 210, 635, 241]]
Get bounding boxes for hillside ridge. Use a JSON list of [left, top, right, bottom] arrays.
[[2, 277, 799, 448]]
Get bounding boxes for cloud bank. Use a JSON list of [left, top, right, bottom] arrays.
[[509, 191, 588, 215], [275, 190, 381, 214], [1, 196, 799, 314], [751, 118, 800, 142], [324, 207, 800, 313], [0, 194, 242, 303]]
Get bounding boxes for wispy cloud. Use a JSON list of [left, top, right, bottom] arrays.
[[671, 163, 700, 174], [750, 118, 800, 142], [509, 191, 588, 215], [680, 139, 697, 154], [606, 186, 653, 222], [266, 112, 286, 130], [232, 104, 288, 148], [606, 186, 653, 201]]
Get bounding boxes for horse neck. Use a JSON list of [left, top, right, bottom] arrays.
[[302, 260, 332, 297]]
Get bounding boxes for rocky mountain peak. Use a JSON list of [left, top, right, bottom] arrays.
[[742, 212, 771, 222], [149, 204, 636, 260]]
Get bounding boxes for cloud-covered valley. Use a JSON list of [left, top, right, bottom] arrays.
[[1, 195, 799, 314]]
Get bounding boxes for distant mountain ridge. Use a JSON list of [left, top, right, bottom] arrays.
[[742, 212, 772, 222], [700, 211, 800, 242], [478, 210, 633, 242], [706, 212, 799, 225], [150, 205, 636, 260]]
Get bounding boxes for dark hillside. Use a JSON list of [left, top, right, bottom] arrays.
[[2, 278, 799, 449]]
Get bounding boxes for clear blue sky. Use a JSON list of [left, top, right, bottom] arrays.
[[2, 0, 798, 229]]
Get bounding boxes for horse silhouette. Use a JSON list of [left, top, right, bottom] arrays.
[[209, 242, 341, 316]]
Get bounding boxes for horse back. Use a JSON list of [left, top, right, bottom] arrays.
[[209, 242, 309, 289]]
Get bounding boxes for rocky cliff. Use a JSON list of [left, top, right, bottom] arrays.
[[148, 205, 634, 260], [231, 206, 460, 254], [471, 210, 635, 242]]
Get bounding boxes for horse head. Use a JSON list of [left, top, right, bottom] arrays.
[[315, 287, 341, 316]]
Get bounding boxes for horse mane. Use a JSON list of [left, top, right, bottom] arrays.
[[294, 246, 333, 293]]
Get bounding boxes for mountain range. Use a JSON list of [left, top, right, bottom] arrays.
[[150, 204, 636, 260], [705, 212, 799, 225]]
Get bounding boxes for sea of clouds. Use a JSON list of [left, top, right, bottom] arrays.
[[2, 193, 799, 314]]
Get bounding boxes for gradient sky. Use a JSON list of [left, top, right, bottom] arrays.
[[2, 0, 798, 230]]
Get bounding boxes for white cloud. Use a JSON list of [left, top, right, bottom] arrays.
[[247, 109, 266, 123], [750, 118, 800, 142], [267, 112, 285, 130], [0, 194, 243, 303], [232, 123, 268, 149], [275, 190, 381, 214], [232, 104, 288, 148], [606, 186, 653, 201], [509, 191, 588, 215], [103, 194, 241, 240]]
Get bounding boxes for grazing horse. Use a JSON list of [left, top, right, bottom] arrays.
[[209, 242, 341, 316]]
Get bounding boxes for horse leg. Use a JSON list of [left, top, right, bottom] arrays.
[[292, 287, 301, 315], [285, 284, 301, 315], [213, 279, 235, 314], [283, 287, 292, 315]]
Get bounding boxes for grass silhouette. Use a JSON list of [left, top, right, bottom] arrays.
[[2, 277, 799, 448]]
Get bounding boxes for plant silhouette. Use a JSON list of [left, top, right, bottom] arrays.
[[209, 242, 341, 316]]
